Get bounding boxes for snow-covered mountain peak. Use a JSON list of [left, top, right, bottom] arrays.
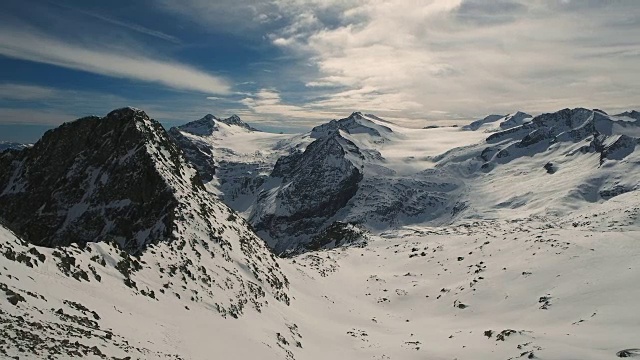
[[615, 110, 640, 121], [178, 113, 258, 136], [463, 111, 532, 132], [311, 112, 394, 140], [463, 114, 506, 130], [105, 106, 146, 119], [0, 108, 291, 326], [219, 114, 257, 130], [499, 111, 532, 129], [348, 111, 364, 119]]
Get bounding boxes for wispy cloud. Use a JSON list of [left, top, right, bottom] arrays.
[[0, 107, 74, 125], [240, 88, 339, 120], [59, 5, 181, 44], [0, 82, 135, 126], [154, 0, 283, 33], [164, 0, 640, 123], [0, 83, 58, 101], [0, 26, 231, 95]]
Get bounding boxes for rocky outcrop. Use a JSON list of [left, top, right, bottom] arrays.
[[168, 127, 217, 182], [0, 108, 181, 251], [251, 131, 364, 253], [482, 108, 640, 166], [0, 107, 291, 314]]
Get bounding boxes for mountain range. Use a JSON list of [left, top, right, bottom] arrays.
[[1, 107, 639, 359]]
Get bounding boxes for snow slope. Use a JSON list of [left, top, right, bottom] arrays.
[[248, 112, 489, 252], [173, 109, 640, 255], [169, 114, 311, 211], [0, 223, 300, 359], [3, 191, 640, 359], [285, 193, 640, 360], [0, 108, 294, 358], [441, 108, 640, 220], [2, 107, 640, 359]]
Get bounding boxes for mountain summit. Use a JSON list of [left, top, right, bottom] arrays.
[[177, 113, 258, 136], [0, 107, 290, 305]]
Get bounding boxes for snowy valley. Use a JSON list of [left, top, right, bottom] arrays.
[[1, 107, 640, 359]]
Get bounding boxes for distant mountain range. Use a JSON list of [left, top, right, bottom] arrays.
[[170, 107, 640, 253], [1, 106, 639, 359], [0, 141, 31, 152]]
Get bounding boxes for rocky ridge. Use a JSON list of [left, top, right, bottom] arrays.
[[0, 107, 290, 313]]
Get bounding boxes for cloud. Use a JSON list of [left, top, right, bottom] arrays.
[[240, 88, 339, 121], [261, 0, 640, 120], [0, 83, 131, 125], [0, 84, 58, 101], [0, 107, 74, 125], [0, 26, 231, 95], [455, 0, 528, 25], [43, 1, 181, 43], [69, 9, 181, 44], [154, 0, 281, 33]]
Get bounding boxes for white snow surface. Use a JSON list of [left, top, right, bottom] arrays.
[[2, 191, 640, 359], [2, 109, 640, 359]]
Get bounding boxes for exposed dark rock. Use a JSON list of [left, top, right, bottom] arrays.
[[253, 132, 364, 253], [304, 222, 366, 252], [544, 162, 557, 174], [617, 349, 640, 358], [600, 185, 633, 200], [168, 128, 217, 182], [0, 108, 182, 252]]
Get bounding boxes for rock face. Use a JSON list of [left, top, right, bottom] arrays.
[[0, 107, 290, 314], [247, 112, 404, 253], [0, 108, 253, 253], [481, 108, 640, 167], [168, 127, 217, 182], [251, 132, 364, 252], [0, 108, 181, 251]]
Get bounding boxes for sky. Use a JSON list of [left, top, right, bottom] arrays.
[[0, 0, 639, 142]]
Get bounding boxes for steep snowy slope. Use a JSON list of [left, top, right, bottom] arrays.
[[443, 108, 640, 219], [171, 108, 640, 256], [250, 112, 487, 253], [169, 114, 311, 211], [0, 108, 295, 358], [2, 106, 640, 360], [0, 221, 304, 360]]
